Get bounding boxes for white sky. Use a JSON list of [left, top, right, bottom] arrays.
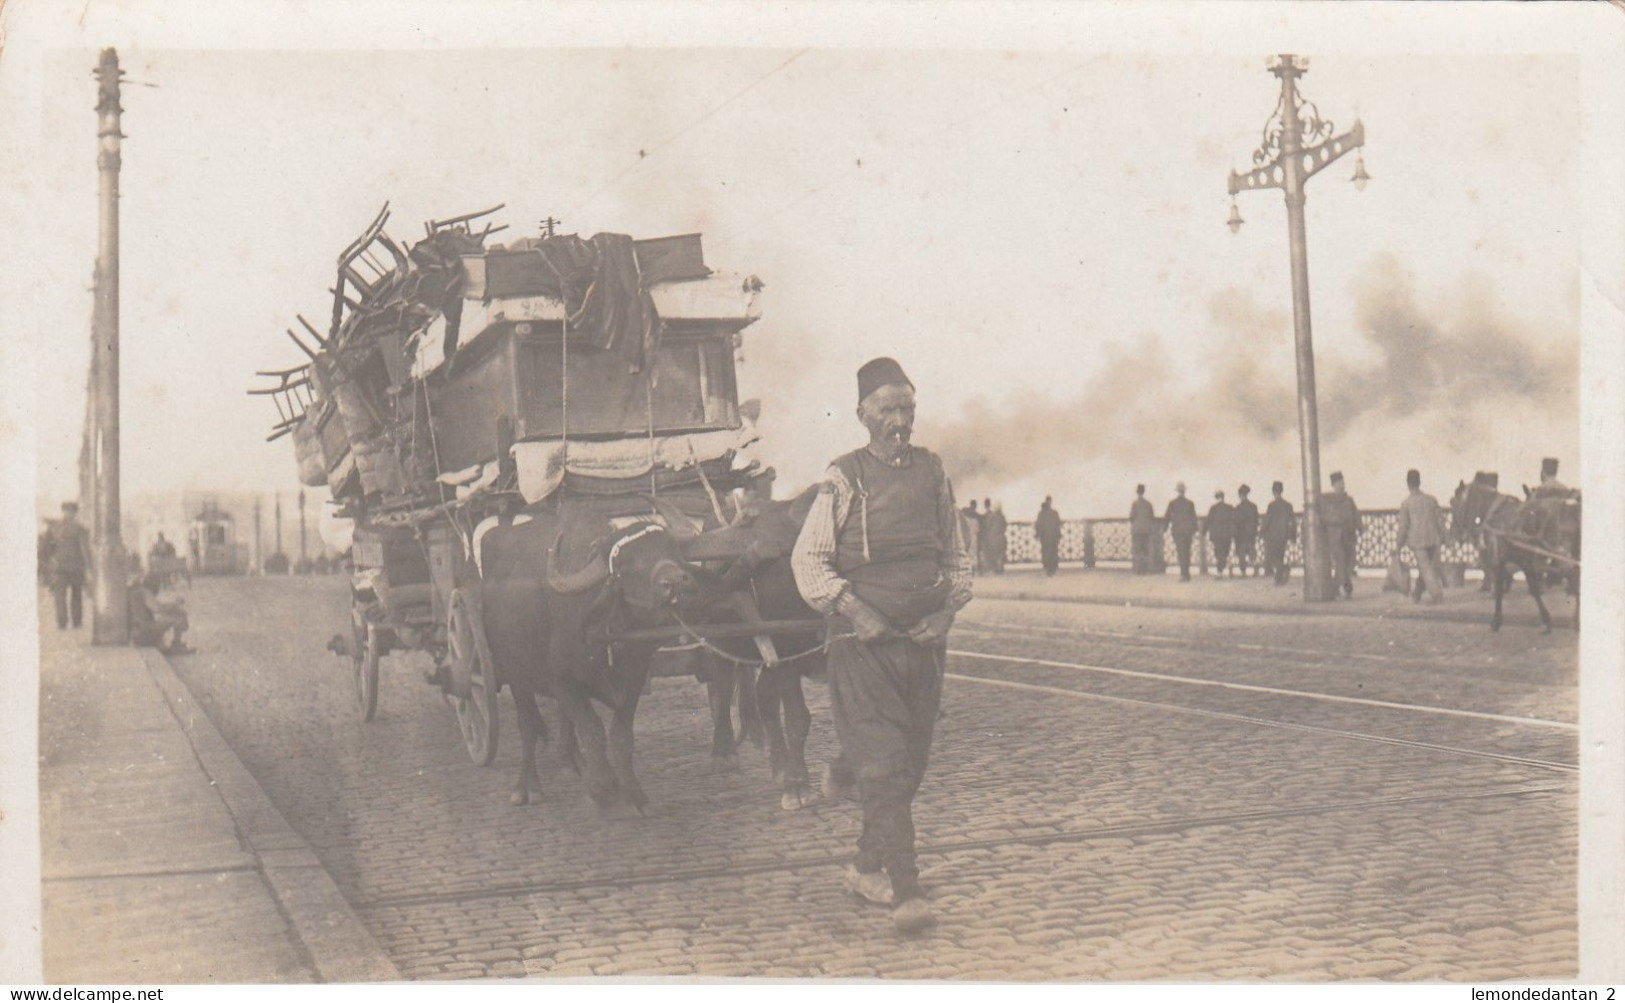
[[4, 5, 1593, 520]]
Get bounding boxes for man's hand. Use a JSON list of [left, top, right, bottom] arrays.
[[843, 596, 893, 643], [908, 609, 955, 646]]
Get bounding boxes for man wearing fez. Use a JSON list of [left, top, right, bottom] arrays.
[[1397, 468, 1447, 605], [1323, 471, 1362, 598], [793, 357, 973, 934], [1034, 496, 1063, 576], [1129, 484, 1157, 574], [1531, 457, 1573, 499], [1206, 489, 1236, 577], [44, 501, 94, 630], [1164, 483, 1198, 582], [1233, 485, 1260, 578], [1260, 481, 1297, 585]]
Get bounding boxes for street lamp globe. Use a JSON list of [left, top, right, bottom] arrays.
[[1351, 151, 1371, 192], [1227, 198, 1244, 234]]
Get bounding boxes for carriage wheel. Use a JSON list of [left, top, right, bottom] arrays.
[[448, 586, 499, 766], [350, 609, 381, 722]]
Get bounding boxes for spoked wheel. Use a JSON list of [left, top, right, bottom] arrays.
[[350, 608, 381, 722], [447, 586, 499, 766]]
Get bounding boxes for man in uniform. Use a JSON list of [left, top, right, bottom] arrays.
[[1233, 485, 1260, 578], [1164, 483, 1198, 582], [1206, 490, 1236, 577], [1531, 457, 1572, 499], [1322, 471, 1361, 597], [792, 357, 973, 934], [44, 501, 93, 630], [1129, 484, 1156, 574], [1034, 497, 1062, 576], [1396, 468, 1447, 605], [1260, 481, 1297, 585], [960, 499, 982, 575]]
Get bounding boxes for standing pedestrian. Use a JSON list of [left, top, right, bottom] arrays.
[[1206, 490, 1236, 578], [1260, 481, 1297, 585], [960, 499, 983, 575], [1164, 483, 1198, 582], [981, 501, 1007, 575], [1322, 471, 1362, 598], [1396, 468, 1447, 605], [1034, 497, 1062, 577], [1129, 485, 1156, 574], [44, 501, 93, 630], [791, 357, 972, 934], [1233, 485, 1259, 578]]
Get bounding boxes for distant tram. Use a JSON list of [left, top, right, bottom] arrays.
[[188, 501, 250, 576]]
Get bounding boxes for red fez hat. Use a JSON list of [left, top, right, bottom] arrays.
[[857, 357, 913, 403]]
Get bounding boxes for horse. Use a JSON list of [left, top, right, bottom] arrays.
[[1449, 478, 1580, 633]]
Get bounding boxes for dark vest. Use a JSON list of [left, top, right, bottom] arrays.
[[832, 446, 950, 627]]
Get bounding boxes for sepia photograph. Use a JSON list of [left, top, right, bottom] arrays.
[[2, 0, 1622, 991]]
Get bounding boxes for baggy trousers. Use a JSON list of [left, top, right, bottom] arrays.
[[828, 629, 944, 900], [1410, 543, 1446, 601]]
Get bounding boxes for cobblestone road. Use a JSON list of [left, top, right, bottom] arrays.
[[164, 576, 1576, 981]]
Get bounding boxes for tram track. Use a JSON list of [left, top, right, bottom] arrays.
[[945, 669, 1577, 774], [352, 782, 1564, 913], [946, 646, 1576, 732]]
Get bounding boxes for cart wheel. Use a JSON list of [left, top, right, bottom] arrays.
[[350, 610, 380, 722], [448, 587, 499, 766]]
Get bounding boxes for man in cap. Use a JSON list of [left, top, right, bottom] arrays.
[[43, 501, 94, 630], [1233, 485, 1260, 578], [1531, 458, 1574, 500], [1322, 472, 1362, 597], [1164, 483, 1198, 582], [1396, 468, 1447, 605], [1205, 490, 1236, 578], [792, 357, 973, 934], [1034, 496, 1062, 576], [1260, 482, 1297, 585], [1129, 484, 1156, 574], [960, 499, 982, 575]]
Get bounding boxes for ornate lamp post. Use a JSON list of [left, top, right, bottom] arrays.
[[1226, 54, 1368, 602]]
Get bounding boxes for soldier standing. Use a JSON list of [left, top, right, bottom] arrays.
[[1034, 497, 1062, 576], [960, 499, 982, 575], [981, 500, 1007, 575], [1233, 485, 1260, 578], [44, 501, 94, 630], [1396, 468, 1447, 605], [1206, 490, 1236, 578], [1129, 485, 1156, 574], [792, 357, 972, 934], [1322, 471, 1361, 598], [1164, 483, 1199, 582], [1260, 481, 1297, 585]]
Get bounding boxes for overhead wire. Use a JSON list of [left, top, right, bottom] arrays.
[[568, 48, 808, 221]]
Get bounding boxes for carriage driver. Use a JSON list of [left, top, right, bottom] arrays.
[[791, 357, 973, 935]]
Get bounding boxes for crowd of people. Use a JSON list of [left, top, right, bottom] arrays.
[[956, 497, 1009, 576]]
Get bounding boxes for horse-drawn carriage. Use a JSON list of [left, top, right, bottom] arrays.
[[253, 206, 825, 806], [1451, 471, 1582, 632]]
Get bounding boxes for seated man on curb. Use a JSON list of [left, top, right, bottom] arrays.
[[128, 570, 193, 654]]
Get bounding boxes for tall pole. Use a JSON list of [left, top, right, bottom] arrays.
[[1276, 62, 1334, 602], [1227, 54, 1365, 603], [91, 48, 128, 643], [275, 492, 284, 570], [298, 489, 307, 567], [254, 496, 263, 576]]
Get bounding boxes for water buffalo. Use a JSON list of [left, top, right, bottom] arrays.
[[478, 509, 708, 810], [682, 487, 825, 810]]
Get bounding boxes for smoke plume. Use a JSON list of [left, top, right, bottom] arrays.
[[924, 253, 1578, 508]]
